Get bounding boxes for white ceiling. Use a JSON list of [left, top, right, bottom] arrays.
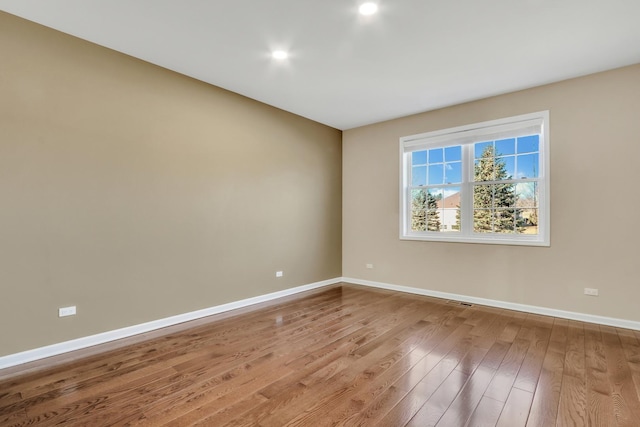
[[1, 0, 639, 130]]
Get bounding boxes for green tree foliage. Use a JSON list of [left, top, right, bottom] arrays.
[[473, 146, 524, 233], [411, 191, 427, 231], [411, 190, 441, 232], [427, 192, 441, 232]]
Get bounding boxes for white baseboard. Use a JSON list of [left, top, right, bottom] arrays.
[[343, 277, 640, 331], [0, 277, 342, 371], [4, 275, 637, 371]]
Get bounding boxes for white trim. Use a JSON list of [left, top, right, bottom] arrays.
[[343, 277, 640, 331], [5, 275, 637, 371], [0, 277, 342, 370]]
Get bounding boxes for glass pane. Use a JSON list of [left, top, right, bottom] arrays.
[[427, 188, 442, 232], [497, 156, 515, 180], [517, 135, 539, 153], [474, 209, 493, 233], [428, 164, 444, 185], [474, 184, 494, 209], [441, 187, 461, 232], [517, 153, 539, 178], [494, 209, 516, 233], [412, 166, 427, 186], [516, 182, 538, 208], [475, 141, 493, 159], [474, 158, 495, 181], [428, 148, 444, 163], [412, 150, 427, 165], [445, 145, 462, 162], [445, 161, 462, 184], [495, 138, 515, 155], [520, 208, 539, 235], [410, 189, 427, 232], [411, 188, 425, 200], [428, 187, 444, 201], [495, 182, 518, 207]]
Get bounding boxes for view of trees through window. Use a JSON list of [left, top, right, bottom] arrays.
[[410, 136, 540, 235]]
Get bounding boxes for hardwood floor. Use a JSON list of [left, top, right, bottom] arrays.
[[1, 283, 640, 426]]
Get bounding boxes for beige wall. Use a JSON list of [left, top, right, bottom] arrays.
[[344, 64, 640, 322], [0, 12, 342, 357]]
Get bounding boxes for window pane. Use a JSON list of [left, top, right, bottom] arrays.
[[428, 148, 444, 163], [517, 135, 539, 153], [428, 164, 444, 185], [411, 189, 425, 200], [428, 187, 444, 200], [445, 161, 462, 184], [410, 189, 427, 232], [427, 188, 443, 232], [474, 158, 495, 181], [475, 141, 492, 159], [474, 209, 493, 233], [412, 166, 427, 186], [412, 150, 427, 165], [516, 182, 538, 208], [514, 184, 537, 234], [445, 145, 462, 162], [495, 138, 515, 155], [495, 182, 518, 207], [520, 208, 539, 235], [517, 153, 539, 178], [441, 187, 461, 232], [474, 184, 494, 208], [497, 156, 515, 180], [494, 209, 516, 233]]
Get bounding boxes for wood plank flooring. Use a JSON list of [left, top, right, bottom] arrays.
[[1, 283, 640, 426]]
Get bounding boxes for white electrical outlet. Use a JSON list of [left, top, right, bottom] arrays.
[[59, 306, 77, 317], [584, 288, 599, 296], [276, 271, 283, 277], [366, 263, 373, 269]]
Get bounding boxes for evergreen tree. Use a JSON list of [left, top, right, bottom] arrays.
[[473, 146, 524, 233], [411, 190, 441, 232], [426, 192, 441, 232], [411, 191, 427, 231]]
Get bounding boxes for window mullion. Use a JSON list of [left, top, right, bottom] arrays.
[[461, 144, 473, 236]]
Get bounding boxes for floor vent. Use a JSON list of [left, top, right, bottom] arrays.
[[447, 300, 474, 307]]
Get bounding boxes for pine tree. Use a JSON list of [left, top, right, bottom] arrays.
[[411, 191, 427, 231], [473, 146, 524, 233], [411, 190, 441, 232], [426, 192, 441, 232]]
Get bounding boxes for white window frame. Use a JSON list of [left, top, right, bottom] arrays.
[[399, 111, 550, 246]]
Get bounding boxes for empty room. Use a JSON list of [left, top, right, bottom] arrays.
[[1, 1, 640, 426]]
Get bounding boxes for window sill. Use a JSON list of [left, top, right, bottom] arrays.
[[400, 233, 550, 247]]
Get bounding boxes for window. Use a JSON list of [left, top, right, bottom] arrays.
[[400, 111, 549, 246]]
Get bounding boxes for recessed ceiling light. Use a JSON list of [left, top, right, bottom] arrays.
[[272, 50, 288, 60], [359, 2, 378, 16]]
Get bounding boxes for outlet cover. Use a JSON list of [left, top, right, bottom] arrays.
[[276, 271, 283, 277], [59, 306, 77, 317], [584, 288, 599, 296]]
